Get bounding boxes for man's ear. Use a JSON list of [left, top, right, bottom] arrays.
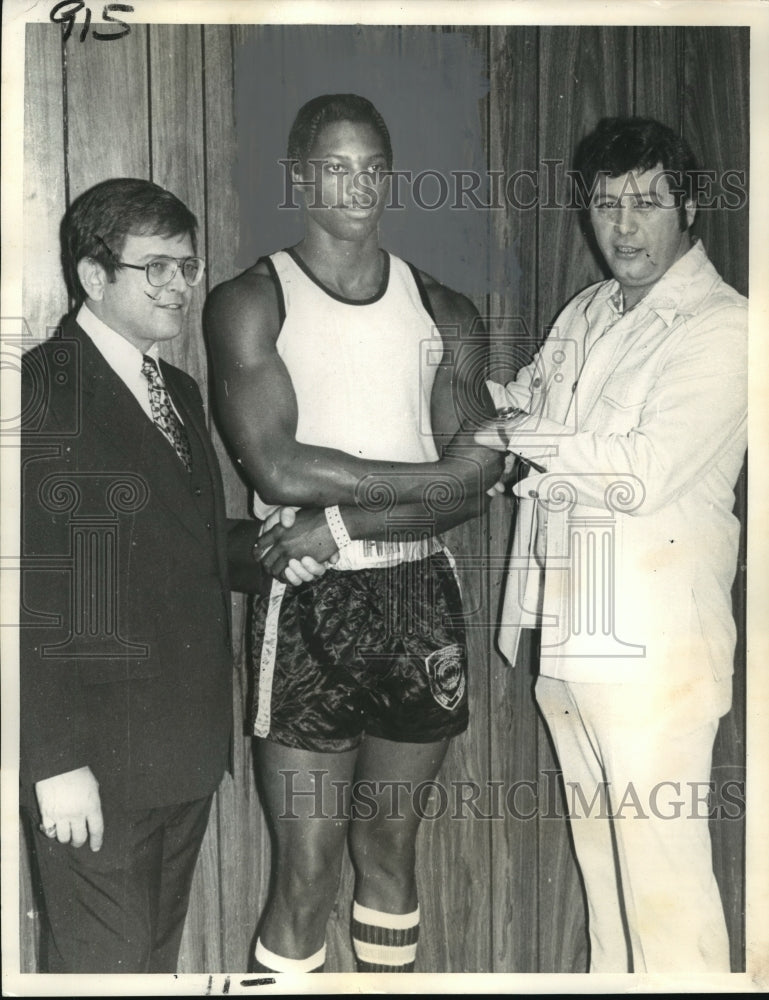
[[292, 159, 316, 208], [76, 257, 109, 302], [684, 199, 696, 230]]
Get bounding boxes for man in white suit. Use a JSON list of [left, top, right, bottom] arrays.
[[477, 117, 747, 973]]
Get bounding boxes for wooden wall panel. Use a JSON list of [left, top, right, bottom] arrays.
[[683, 27, 749, 297], [150, 24, 209, 385], [633, 25, 683, 123], [22, 25, 68, 342], [488, 24, 541, 974], [64, 25, 149, 199], [414, 24, 495, 974], [537, 27, 634, 326], [202, 24, 271, 974]]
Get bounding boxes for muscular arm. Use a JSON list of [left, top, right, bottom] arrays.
[[340, 273, 499, 529], [248, 271, 503, 576], [204, 263, 500, 509]]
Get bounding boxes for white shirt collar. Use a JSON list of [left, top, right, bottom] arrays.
[[77, 303, 165, 421], [600, 238, 709, 322], [77, 302, 160, 374]]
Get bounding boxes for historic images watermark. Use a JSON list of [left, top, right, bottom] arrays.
[[275, 769, 746, 823], [278, 160, 748, 213]]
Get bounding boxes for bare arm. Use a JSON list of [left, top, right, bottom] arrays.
[[252, 274, 503, 577], [204, 264, 499, 508], [341, 275, 500, 531]]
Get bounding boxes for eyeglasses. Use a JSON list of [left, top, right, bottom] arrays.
[[95, 235, 206, 288]]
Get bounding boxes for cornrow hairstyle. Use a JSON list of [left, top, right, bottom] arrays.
[[61, 177, 198, 305], [287, 93, 393, 170], [574, 117, 698, 229]]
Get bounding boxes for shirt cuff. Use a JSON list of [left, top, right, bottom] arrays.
[[505, 413, 562, 466]]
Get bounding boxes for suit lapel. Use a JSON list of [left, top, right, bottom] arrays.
[[72, 321, 214, 545], [162, 363, 217, 491], [163, 361, 232, 618]]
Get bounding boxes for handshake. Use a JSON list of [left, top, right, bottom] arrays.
[[255, 506, 340, 587]]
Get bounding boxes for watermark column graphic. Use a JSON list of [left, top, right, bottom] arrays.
[[0, 320, 76, 628], [352, 469, 466, 641], [32, 472, 149, 658], [4, 323, 149, 656], [536, 473, 646, 658]]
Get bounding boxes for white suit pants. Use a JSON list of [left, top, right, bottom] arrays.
[[535, 673, 731, 973]]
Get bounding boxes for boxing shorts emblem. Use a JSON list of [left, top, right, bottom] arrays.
[[424, 643, 465, 711]]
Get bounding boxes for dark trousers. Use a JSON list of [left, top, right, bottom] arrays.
[[28, 794, 213, 973]]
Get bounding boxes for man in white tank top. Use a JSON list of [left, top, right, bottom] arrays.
[[206, 94, 503, 974]]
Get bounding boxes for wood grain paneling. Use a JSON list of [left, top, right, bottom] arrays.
[[537, 27, 634, 323], [488, 24, 541, 974], [150, 24, 209, 384], [683, 27, 749, 295], [414, 24, 495, 974], [633, 25, 683, 124], [203, 24, 270, 974], [22, 24, 67, 341], [64, 24, 149, 199]]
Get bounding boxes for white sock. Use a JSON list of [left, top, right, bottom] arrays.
[[254, 937, 326, 972], [351, 901, 420, 972]]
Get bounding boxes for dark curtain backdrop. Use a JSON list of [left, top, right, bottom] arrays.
[[20, 22, 748, 973]]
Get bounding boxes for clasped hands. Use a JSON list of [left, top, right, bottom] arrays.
[[254, 447, 515, 588], [255, 507, 339, 586]]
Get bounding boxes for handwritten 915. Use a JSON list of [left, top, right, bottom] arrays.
[[50, 1, 133, 42]]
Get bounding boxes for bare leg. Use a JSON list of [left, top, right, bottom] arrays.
[[254, 739, 357, 961], [347, 736, 450, 971], [348, 735, 449, 911]]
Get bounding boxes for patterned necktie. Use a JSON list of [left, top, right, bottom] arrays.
[[141, 355, 193, 472]]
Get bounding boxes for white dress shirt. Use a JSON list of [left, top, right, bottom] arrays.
[[77, 303, 182, 423]]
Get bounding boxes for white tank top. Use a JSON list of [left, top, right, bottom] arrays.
[[254, 248, 444, 569]]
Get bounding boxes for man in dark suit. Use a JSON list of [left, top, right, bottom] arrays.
[[19, 178, 316, 973]]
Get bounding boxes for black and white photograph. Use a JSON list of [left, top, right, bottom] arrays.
[[1, 0, 767, 993]]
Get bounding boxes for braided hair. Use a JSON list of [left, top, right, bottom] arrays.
[[287, 94, 393, 170]]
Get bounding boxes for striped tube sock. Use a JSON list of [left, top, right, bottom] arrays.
[[253, 938, 326, 973], [351, 901, 420, 972]]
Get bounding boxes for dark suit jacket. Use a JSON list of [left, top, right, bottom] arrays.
[[20, 317, 259, 813]]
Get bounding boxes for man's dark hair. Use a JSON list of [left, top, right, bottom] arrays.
[[573, 117, 698, 227], [287, 93, 393, 171], [61, 178, 198, 304]]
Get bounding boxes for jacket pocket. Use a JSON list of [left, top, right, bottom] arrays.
[[599, 373, 649, 410]]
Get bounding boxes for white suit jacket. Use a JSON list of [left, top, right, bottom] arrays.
[[491, 240, 747, 690]]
